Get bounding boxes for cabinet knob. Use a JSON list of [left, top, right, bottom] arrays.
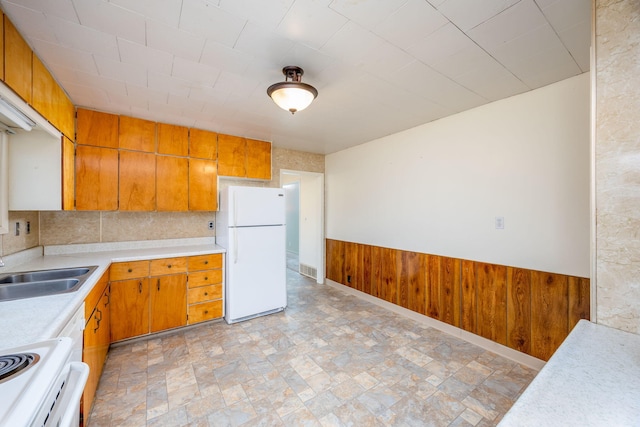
[[204, 292, 208, 296], [204, 310, 208, 314], [204, 261, 209, 265], [167, 264, 172, 268], [128, 268, 132, 273], [204, 277, 208, 281]]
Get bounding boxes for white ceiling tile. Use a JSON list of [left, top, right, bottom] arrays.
[[171, 57, 221, 87], [108, 91, 148, 110], [468, 0, 548, 50], [126, 83, 169, 104], [108, 0, 183, 27], [179, 0, 246, 47], [276, 0, 348, 49], [72, 0, 145, 44], [0, 3, 58, 43], [425, 0, 447, 7], [539, 0, 591, 32], [58, 67, 128, 95], [188, 86, 230, 105], [200, 40, 252, 74], [430, 43, 501, 80], [61, 82, 110, 107], [233, 22, 294, 62], [453, 60, 529, 101], [281, 43, 338, 80], [374, 0, 447, 49], [29, 39, 99, 74], [436, 0, 520, 31], [47, 15, 120, 60], [146, 19, 206, 62], [219, 0, 294, 31], [213, 71, 261, 99], [94, 55, 148, 86], [320, 22, 384, 64], [328, 0, 408, 31], [148, 72, 192, 97], [503, 42, 581, 88], [558, 20, 591, 72], [357, 42, 416, 80], [407, 23, 473, 66], [167, 93, 205, 113], [117, 39, 173, 75], [2, 0, 78, 22]]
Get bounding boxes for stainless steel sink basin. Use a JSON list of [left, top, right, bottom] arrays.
[[0, 266, 98, 301], [0, 279, 80, 301], [0, 267, 91, 283]]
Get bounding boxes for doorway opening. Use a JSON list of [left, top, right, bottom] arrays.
[[281, 169, 324, 284]]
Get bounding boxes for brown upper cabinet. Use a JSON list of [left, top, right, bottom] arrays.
[[218, 134, 272, 180], [157, 155, 188, 212], [119, 150, 156, 211], [4, 16, 32, 104], [77, 108, 119, 148], [62, 137, 74, 211], [189, 128, 217, 160], [75, 145, 119, 211], [32, 55, 75, 139], [119, 115, 156, 152], [246, 138, 272, 180], [218, 134, 246, 177], [188, 158, 217, 211], [158, 123, 188, 156]]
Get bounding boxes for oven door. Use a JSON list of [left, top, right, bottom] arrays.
[[32, 361, 89, 427]]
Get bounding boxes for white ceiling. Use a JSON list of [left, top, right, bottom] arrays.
[[0, 0, 590, 154]]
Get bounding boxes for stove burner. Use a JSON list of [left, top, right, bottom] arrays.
[[0, 353, 39, 382]]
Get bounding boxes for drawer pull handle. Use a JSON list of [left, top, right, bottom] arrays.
[[139, 282, 142, 293], [167, 264, 172, 268], [157, 279, 160, 291], [204, 261, 208, 265], [128, 268, 132, 273]]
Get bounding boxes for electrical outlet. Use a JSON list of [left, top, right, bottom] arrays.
[[26, 221, 30, 235], [208, 221, 215, 230], [495, 216, 505, 229]]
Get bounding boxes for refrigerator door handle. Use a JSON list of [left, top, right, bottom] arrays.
[[233, 226, 238, 264]]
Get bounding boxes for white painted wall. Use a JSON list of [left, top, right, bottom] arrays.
[[326, 73, 590, 278]]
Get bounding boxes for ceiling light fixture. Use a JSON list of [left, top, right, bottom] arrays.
[[267, 66, 318, 114]]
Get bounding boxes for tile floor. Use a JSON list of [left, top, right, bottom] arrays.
[[88, 267, 536, 427]]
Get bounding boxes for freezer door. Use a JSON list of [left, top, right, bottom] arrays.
[[225, 225, 286, 322], [229, 186, 285, 227]]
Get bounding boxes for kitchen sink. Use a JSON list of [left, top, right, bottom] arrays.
[[0, 266, 98, 301], [0, 267, 92, 284]]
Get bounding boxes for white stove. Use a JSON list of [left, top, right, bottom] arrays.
[[0, 325, 89, 427]]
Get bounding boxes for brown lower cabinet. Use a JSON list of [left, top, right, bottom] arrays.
[[327, 238, 590, 362], [110, 254, 223, 342], [81, 270, 110, 426]]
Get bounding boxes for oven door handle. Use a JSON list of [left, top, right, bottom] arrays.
[[56, 362, 90, 427]]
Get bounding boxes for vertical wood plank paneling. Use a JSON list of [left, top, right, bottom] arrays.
[[397, 251, 427, 315], [325, 239, 344, 284], [568, 277, 590, 331], [426, 255, 441, 320], [507, 267, 532, 354], [441, 257, 461, 327], [371, 245, 382, 299], [461, 260, 477, 333], [358, 244, 373, 295], [476, 262, 508, 345], [531, 271, 569, 361], [379, 248, 398, 304], [343, 241, 357, 289]]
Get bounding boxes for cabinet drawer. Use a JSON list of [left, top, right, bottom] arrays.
[[188, 269, 223, 288], [150, 257, 187, 276], [188, 300, 223, 324], [188, 254, 223, 271], [110, 261, 149, 281], [187, 284, 222, 305]]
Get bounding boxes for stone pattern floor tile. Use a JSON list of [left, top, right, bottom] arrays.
[[88, 269, 536, 426]]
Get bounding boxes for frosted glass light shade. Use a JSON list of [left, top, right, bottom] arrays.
[[268, 84, 317, 114]]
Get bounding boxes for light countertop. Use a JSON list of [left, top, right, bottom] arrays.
[[499, 319, 640, 426], [0, 238, 225, 351]]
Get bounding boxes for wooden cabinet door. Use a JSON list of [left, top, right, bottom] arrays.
[[98, 285, 111, 363], [119, 115, 156, 152], [3, 16, 32, 103], [218, 134, 246, 177], [76, 145, 119, 211], [246, 139, 271, 180], [188, 158, 217, 211], [82, 307, 100, 422], [150, 274, 186, 333], [189, 128, 217, 160], [62, 137, 74, 210], [31, 55, 55, 124], [119, 150, 156, 211], [0, 13, 4, 81], [77, 109, 119, 148], [157, 155, 188, 211], [110, 278, 150, 341], [158, 123, 188, 156]]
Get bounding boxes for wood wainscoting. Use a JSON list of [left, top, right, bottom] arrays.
[[325, 239, 590, 361]]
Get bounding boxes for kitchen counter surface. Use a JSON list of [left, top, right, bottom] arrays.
[[499, 319, 640, 426], [0, 239, 225, 351]]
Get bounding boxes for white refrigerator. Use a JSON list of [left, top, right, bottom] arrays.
[[216, 186, 287, 324]]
